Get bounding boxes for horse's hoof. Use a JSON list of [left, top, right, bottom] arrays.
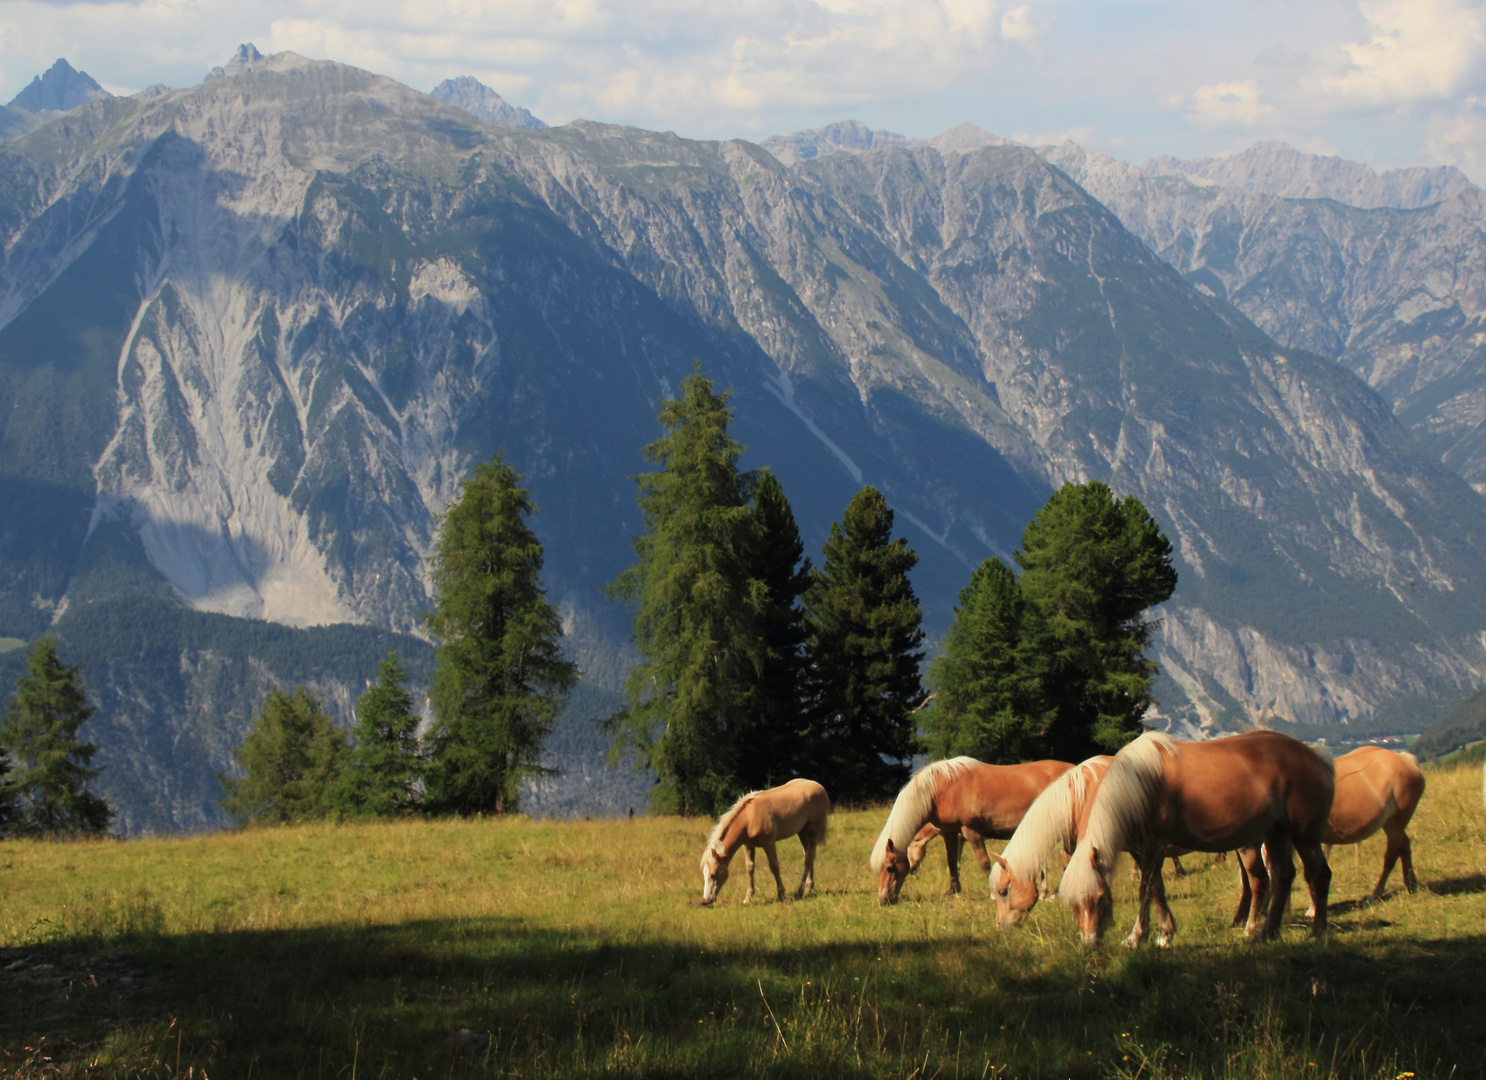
[[1155, 934, 1173, 948], [1121, 935, 1142, 950]]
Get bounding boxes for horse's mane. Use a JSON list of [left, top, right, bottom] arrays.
[[1059, 732, 1176, 904], [703, 790, 762, 861], [870, 757, 979, 872], [992, 756, 1102, 889]]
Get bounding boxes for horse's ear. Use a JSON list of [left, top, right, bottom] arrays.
[[1089, 845, 1101, 870], [885, 838, 897, 855], [993, 853, 1010, 872]]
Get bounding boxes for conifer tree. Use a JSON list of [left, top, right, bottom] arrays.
[[330, 652, 426, 818], [1015, 480, 1177, 760], [219, 686, 347, 825], [0, 743, 15, 836], [607, 365, 763, 816], [736, 468, 811, 789], [423, 454, 576, 816], [0, 636, 112, 836], [923, 556, 1046, 762], [802, 486, 924, 803]]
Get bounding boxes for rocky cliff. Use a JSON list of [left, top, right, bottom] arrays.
[[2, 54, 1484, 828]]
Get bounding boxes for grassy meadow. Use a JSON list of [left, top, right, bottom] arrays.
[[1, 764, 1483, 1080]]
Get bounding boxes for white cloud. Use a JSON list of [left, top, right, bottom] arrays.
[[999, 4, 1054, 50], [1186, 79, 1275, 130], [1426, 97, 1486, 179], [1322, 0, 1486, 105]]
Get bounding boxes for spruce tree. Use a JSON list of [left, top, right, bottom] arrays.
[[607, 366, 763, 816], [1015, 480, 1177, 760], [736, 468, 811, 789], [423, 454, 576, 816], [802, 486, 924, 803], [0, 636, 112, 837], [330, 653, 426, 818], [219, 686, 347, 825], [0, 743, 15, 836], [923, 556, 1047, 762]]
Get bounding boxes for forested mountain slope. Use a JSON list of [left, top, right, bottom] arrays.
[[2, 52, 1484, 827]]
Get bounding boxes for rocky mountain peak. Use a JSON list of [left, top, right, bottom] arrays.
[[429, 76, 546, 129], [761, 120, 1009, 166], [1141, 140, 1476, 209], [6, 58, 110, 113]]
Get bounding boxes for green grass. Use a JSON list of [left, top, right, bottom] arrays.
[[2, 765, 1484, 1079]]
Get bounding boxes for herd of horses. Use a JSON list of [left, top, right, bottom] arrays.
[[696, 730, 1427, 948]]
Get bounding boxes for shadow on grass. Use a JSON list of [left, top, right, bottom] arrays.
[[4, 917, 1486, 1079], [1429, 873, 1486, 896]]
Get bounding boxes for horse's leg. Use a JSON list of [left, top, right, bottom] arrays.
[[1295, 838, 1331, 939], [1370, 824, 1411, 901], [1259, 835, 1297, 942], [743, 844, 757, 904], [1398, 828, 1418, 894], [1236, 845, 1269, 935], [1122, 851, 1163, 949], [1170, 856, 1187, 880], [762, 839, 786, 902], [795, 831, 816, 900], [944, 830, 964, 896], [964, 829, 992, 875]]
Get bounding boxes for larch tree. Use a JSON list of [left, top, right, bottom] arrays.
[[0, 636, 112, 837], [219, 686, 348, 825], [330, 652, 426, 818], [802, 486, 924, 803], [923, 555, 1047, 763], [1014, 480, 1177, 760], [735, 468, 812, 790], [423, 454, 576, 816], [607, 365, 764, 816]]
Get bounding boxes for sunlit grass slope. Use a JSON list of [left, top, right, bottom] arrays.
[[2, 764, 1483, 1079]]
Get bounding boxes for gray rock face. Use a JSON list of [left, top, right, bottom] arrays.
[[7, 58, 110, 113], [1045, 142, 1486, 495], [2, 60, 1486, 831], [429, 76, 546, 129], [1142, 141, 1474, 210], [761, 120, 1004, 167]]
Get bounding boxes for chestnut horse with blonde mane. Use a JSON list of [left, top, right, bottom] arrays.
[[1234, 745, 1425, 922], [871, 757, 1073, 904], [700, 779, 830, 905], [1059, 731, 1334, 948], [988, 755, 1113, 928]]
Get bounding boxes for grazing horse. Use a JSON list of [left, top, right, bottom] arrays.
[[1058, 730, 1335, 948], [989, 756, 1113, 928], [1235, 746, 1426, 921], [700, 779, 830, 905], [871, 757, 1073, 904]]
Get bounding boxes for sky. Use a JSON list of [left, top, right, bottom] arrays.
[[4, 0, 1486, 179]]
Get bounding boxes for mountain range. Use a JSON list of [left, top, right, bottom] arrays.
[[3, 49, 1486, 831]]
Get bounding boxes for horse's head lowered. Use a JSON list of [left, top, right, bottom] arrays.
[[700, 844, 730, 904], [1059, 844, 1114, 947], [989, 853, 1041, 929], [877, 838, 912, 905]]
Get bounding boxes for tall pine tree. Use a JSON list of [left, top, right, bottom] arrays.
[[0, 636, 112, 837], [736, 468, 811, 789], [607, 366, 763, 816], [219, 686, 347, 825], [923, 556, 1046, 762], [0, 742, 15, 836], [330, 653, 426, 818], [424, 454, 576, 816], [1015, 480, 1177, 760], [802, 486, 924, 803]]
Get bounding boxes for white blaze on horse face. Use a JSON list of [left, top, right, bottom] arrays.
[[701, 846, 728, 903]]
